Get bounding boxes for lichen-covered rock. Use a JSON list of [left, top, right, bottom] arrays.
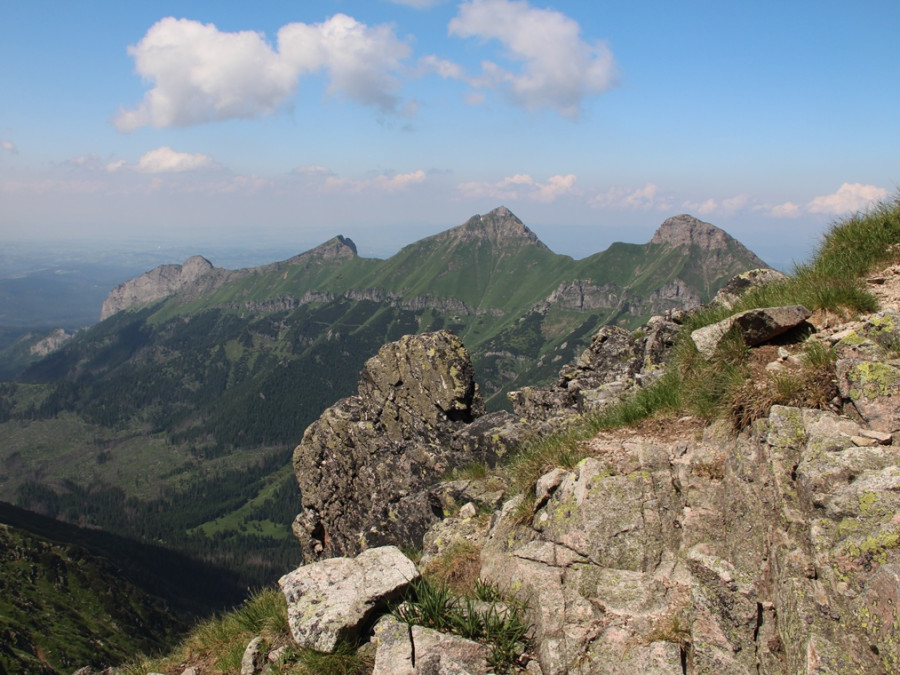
[[291, 330, 513, 562], [278, 546, 418, 653], [837, 357, 900, 431], [711, 268, 788, 310], [371, 615, 491, 675], [470, 401, 899, 674], [508, 319, 681, 423], [690, 305, 811, 357]]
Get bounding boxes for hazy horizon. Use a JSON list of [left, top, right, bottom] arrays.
[[3, 1, 897, 273]]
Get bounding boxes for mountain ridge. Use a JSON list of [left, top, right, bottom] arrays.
[[98, 206, 765, 322], [0, 205, 768, 610]]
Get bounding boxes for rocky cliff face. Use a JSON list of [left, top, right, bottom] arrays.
[[650, 214, 762, 260], [290, 330, 521, 563], [99, 255, 231, 320], [284, 272, 900, 673]]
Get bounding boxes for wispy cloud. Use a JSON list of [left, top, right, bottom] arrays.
[[321, 169, 427, 193], [458, 173, 577, 202], [1, 140, 18, 155], [291, 164, 335, 177], [590, 183, 669, 210], [760, 183, 889, 218], [115, 15, 411, 130], [806, 182, 889, 215], [681, 193, 749, 217], [448, 0, 617, 117], [107, 146, 218, 174]]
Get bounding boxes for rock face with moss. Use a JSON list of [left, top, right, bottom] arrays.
[[471, 309, 900, 673], [290, 330, 518, 562], [508, 316, 680, 424], [284, 292, 900, 672]]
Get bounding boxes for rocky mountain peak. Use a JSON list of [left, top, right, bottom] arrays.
[[649, 213, 732, 249], [99, 255, 226, 320], [314, 235, 357, 259], [452, 206, 548, 250]]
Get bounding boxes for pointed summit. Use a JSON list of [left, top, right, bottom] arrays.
[[308, 235, 357, 260], [649, 213, 768, 268], [449, 206, 549, 250]]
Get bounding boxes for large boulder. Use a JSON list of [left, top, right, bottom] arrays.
[[278, 546, 418, 653], [291, 330, 513, 562], [690, 305, 811, 358]]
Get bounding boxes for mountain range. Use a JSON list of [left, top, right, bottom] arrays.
[[0, 206, 766, 592]]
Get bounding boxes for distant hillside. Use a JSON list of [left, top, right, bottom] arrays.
[[0, 501, 247, 673], [0, 207, 766, 594]]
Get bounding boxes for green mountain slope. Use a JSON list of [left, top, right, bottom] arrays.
[[0, 501, 249, 673], [0, 206, 766, 595]]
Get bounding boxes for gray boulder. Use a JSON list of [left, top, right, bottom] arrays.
[[711, 268, 788, 309], [278, 545, 418, 653], [691, 305, 811, 357], [371, 615, 491, 675], [291, 330, 515, 562]]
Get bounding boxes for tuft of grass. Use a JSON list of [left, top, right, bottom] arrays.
[[290, 640, 374, 675], [447, 461, 490, 480], [421, 539, 483, 596], [395, 576, 530, 674]]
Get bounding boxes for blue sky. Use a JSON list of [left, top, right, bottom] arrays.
[[1, 0, 897, 268]]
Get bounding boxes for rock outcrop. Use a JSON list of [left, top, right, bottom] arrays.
[[509, 316, 680, 424], [100, 255, 230, 319], [279, 269, 900, 673], [290, 330, 520, 562]]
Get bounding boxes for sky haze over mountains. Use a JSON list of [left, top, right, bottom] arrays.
[[1, 0, 897, 269]]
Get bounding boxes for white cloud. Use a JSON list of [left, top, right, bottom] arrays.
[[1, 140, 17, 154], [807, 182, 889, 215], [115, 15, 411, 130], [278, 14, 410, 111], [458, 173, 576, 202], [681, 194, 749, 216], [448, 0, 617, 117], [292, 164, 335, 177], [322, 169, 427, 193], [418, 55, 466, 80], [106, 146, 217, 174], [763, 201, 802, 218], [590, 183, 664, 210]]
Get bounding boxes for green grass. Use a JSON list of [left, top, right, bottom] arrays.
[[394, 576, 530, 673]]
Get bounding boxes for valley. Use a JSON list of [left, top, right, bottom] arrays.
[[0, 206, 765, 593]]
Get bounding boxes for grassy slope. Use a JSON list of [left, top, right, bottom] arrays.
[[0, 500, 251, 674], [0, 211, 771, 658]]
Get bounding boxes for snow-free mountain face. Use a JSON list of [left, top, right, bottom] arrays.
[[2, 206, 769, 600]]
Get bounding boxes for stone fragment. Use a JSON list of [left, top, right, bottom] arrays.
[[371, 615, 491, 675], [279, 546, 418, 653], [860, 428, 893, 444], [458, 502, 477, 519], [240, 636, 265, 675], [837, 358, 900, 431], [690, 305, 811, 358]]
